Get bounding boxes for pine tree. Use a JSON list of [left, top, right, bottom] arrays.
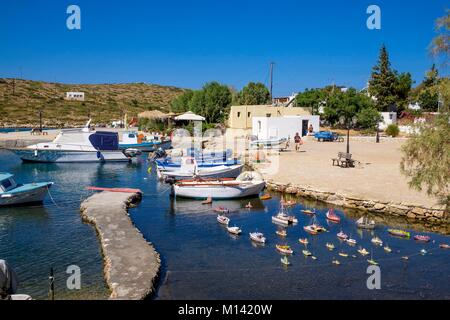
[[368, 45, 398, 111]]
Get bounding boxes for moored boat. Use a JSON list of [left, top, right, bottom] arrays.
[[326, 208, 340, 223], [357, 247, 369, 256], [301, 209, 316, 215], [388, 229, 411, 238], [227, 226, 242, 235], [440, 243, 450, 249], [249, 232, 266, 244], [371, 236, 383, 246], [413, 235, 431, 242], [276, 245, 293, 255], [299, 238, 309, 245], [214, 206, 230, 214], [119, 132, 172, 152], [384, 245, 392, 253], [1, 173, 53, 206], [172, 171, 265, 199], [280, 256, 291, 266], [346, 238, 357, 246], [217, 214, 230, 225], [337, 231, 348, 240], [276, 229, 287, 237], [356, 216, 376, 229], [326, 243, 335, 250], [302, 249, 312, 257]]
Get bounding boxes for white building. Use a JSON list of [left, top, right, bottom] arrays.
[[65, 92, 85, 101], [252, 115, 320, 140], [378, 112, 397, 130]]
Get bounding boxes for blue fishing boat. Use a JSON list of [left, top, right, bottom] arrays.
[[0, 173, 53, 206], [119, 132, 172, 152]]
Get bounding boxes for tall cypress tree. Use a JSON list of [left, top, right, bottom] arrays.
[[368, 45, 398, 111]]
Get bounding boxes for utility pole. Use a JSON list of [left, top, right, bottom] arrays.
[[12, 78, 15, 95], [269, 62, 275, 103], [39, 108, 43, 132]]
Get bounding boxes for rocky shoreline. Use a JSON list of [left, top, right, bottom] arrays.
[[266, 180, 448, 225]]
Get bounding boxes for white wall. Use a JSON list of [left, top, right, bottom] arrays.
[[252, 116, 320, 140], [379, 112, 397, 130]]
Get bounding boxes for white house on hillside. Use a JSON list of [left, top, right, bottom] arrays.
[[65, 92, 85, 101]]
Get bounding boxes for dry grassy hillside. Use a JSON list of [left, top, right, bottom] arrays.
[[0, 78, 185, 127]]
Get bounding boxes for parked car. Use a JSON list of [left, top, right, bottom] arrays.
[[313, 131, 340, 142]]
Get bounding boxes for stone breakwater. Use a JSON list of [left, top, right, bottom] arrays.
[[266, 181, 448, 225], [80, 191, 161, 300]]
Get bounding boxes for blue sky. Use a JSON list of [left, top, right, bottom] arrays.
[[0, 0, 448, 96]]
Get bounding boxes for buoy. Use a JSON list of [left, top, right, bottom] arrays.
[[148, 167, 152, 173]]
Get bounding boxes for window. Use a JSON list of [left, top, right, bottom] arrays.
[[248, 112, 251, 118], [258, 121, 261, 132], [389, 114, 393, 120], [1, 179, 13, 191], [266, 113, 271, 118], [237, 112, 241, 118]]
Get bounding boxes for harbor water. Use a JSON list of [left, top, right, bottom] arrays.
[[0, 149, 449, 299]]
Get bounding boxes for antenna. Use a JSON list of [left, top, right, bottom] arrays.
[[269, 62, 275, 103]]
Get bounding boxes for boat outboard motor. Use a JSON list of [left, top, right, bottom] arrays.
[[154, 147, 167, 159], [0, 259, 18, 300]]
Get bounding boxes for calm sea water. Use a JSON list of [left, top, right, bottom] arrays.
[[0, 149, 449, 300]]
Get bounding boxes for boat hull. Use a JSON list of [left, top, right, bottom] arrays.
[[119, 140, 172, 152], [159, 165, 244, 181], [0, 183, 52, 206], [11, 149, 130, 163], [173, 181, 265, 199]]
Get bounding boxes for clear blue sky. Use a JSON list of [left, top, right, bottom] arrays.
[[0, 0, 448, 96]]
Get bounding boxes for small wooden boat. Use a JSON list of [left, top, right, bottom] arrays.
[[440, 243, 450, 249], [332, 259, 341, 265], [384, 245, 392, 253], [276, 245, 293, 255], [275, 229, 287, 238], [339, 252, 348, 258], [214, 206, 230, 214], [227, 226, 242, 235], [249, 232, 266, 244], [217, 214, 230, 225], [276, 229, 287, 237], [303, 225, 318, 235], [1, 173, 53, 206], [260, 194, 272, 200], [280, 256, 291, 266], [414, 235, 431, 242], [357, 247, 369, 256], [367, 259, 378, 265], [326, 208, 340, 223], [301, 209, 316, 215], [326, 243, 335, 250], [371, 236, 383, 246], [356, 216, 376, 229], [272, 211, 298, 225], [346, 238, 357, 246], [420, 249, 427, 255], [337, 231, 348, 240], [388, 229, 410, 238], [302, 249, 312, 257], [299, 238, 309, 245]]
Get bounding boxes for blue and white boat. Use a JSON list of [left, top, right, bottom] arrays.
[[9, 121, 132, 163], [156, 158, 240, 171], [0, 173, 53, 206], [119, 132, 172, 152]]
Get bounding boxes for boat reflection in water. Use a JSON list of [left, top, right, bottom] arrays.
[[169, 197, 265, 216]]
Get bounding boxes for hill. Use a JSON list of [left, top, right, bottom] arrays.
[[0, 78, 185, 127]]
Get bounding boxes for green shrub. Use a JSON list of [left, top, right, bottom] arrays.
[[385, 124, 400, 137]]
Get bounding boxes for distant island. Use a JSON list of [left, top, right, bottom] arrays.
[[0, 78, 186, 128]]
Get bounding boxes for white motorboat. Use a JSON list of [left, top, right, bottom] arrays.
[[249, 232, 266, 244], [1, 173, 53, 206], [158, 157, 243, 181], [9, 120, 132, 163], [356, 216, 376, 229], [249, 137, 288, 151], [119, 131, 171, 152], [217, 214, 230, 225], [227, 226, 242, 235], [172, 171, 266, 199]]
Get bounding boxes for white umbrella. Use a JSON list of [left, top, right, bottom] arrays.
[[174, 111, 205, 121]]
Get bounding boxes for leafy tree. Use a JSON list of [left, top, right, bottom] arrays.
[[430, 9, 449, 64], [369, 45, 412, 112], [356, 106, 382, 130], [237, 82, 270, 105], [401, 11, 450, 210], [170, 90, 193, 113], [417, 64, 440, 111], [295, 88, 326, 114]]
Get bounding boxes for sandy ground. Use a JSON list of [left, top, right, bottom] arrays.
[[255, 136, 440, 208]]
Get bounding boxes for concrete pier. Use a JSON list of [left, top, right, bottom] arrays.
[[80, 191, 160, 300]]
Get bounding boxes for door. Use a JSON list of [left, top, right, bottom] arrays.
[[301, 120, 309, 137]]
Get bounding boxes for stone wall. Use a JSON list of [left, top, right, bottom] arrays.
[[266, 181, 448, 225]]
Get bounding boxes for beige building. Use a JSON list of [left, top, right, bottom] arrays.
[[228, 105, 312, 130]]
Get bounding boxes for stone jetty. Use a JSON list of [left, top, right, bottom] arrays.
[[80, 191, 160, 300]]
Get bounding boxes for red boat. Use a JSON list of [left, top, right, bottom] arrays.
[[214, 206, 230, 214], [413, 235, 431, 242], [440, 243, 450, 249], [326, 209, 340, 223]]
